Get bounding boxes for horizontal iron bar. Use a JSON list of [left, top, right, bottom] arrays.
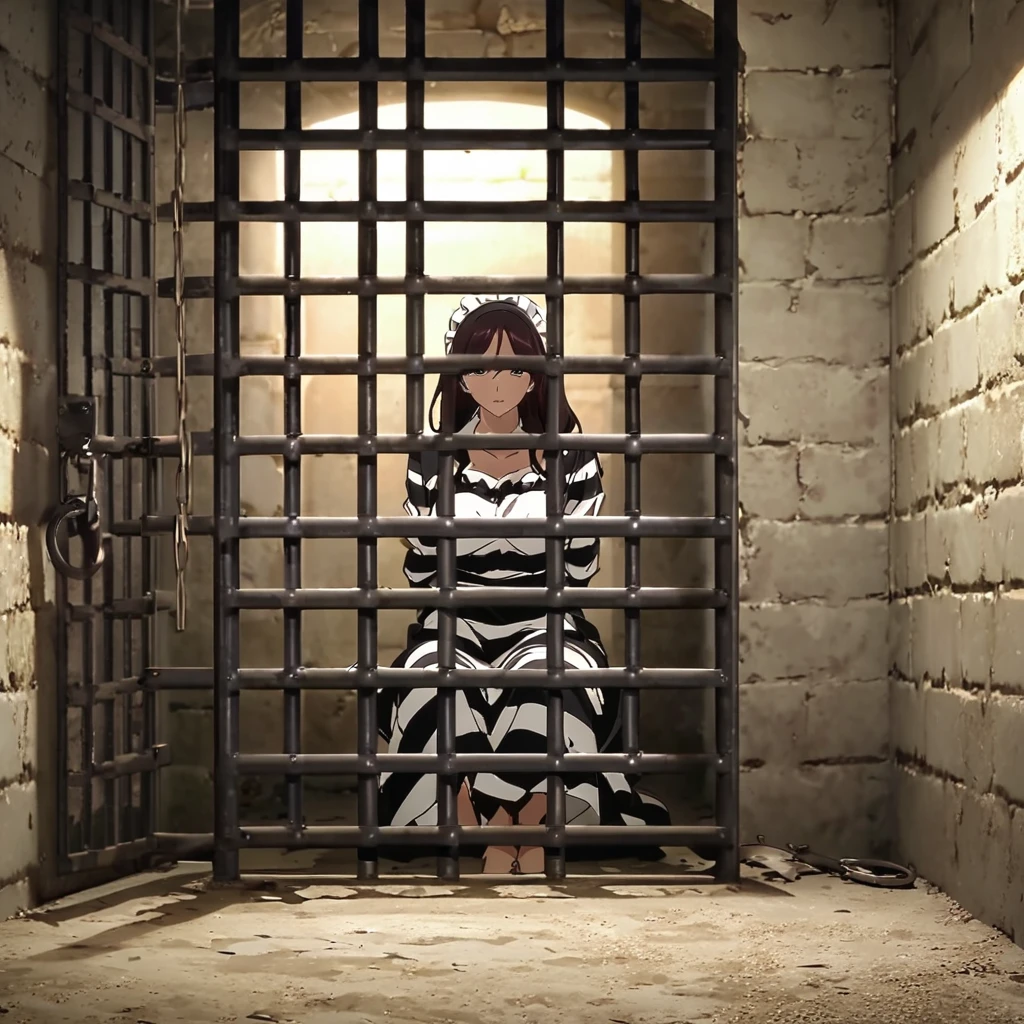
[[108, 353, 728, 379], [155, 77, 215, 113], [235, 824, 729, 848], [67, 676, 141, 705], [63, 836, 158, 873], [236, 752, 717, 775], [68, 179, 153, 221], [233, 433, 727, 456], [227, 586, 725, 611], [225, 56, 720, 83], [227, 128, 720, 152], [90, 431, 727, 457], [67, 745, 170, 785], [157, 273, 728, 300], [69, 263, 153, 296], [140, 666, 726, 691], [146, 848, 719, 884], [68, 11, 150, 68], [111, 514, 727, 540], [68, 592, 174, 620], [159, 198, 727, 224], [66, 88, 151, 142]]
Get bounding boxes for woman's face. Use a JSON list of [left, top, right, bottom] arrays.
[[460, 329, 534, 417]]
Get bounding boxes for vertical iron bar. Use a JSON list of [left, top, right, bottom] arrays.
[[119, 0, 136, 845], [100, 2, 117, 851], [81, 10, 96, 853], [713, 0, 740, 883], [140, 0, 159, 846], [213, 0, 242, 883], [282, 0, 304, 839], [356, 0, 381, 881], [543, 0, 567, 882], [426, 17, 456, 887], [405, 3, 425, 439], [432, 20, 457, 876], [622, 0, 642, 758], [55, 0, 71, 870]]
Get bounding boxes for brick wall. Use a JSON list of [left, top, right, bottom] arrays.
[[735, 0, 893, 856], [0, 0, 58, 921], [890, 0, 1024, 941]]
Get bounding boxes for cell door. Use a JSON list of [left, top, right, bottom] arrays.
[[52, 0, 166, 876]]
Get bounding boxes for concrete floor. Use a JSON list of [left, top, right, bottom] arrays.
[[2, 848, 1024, 1024]]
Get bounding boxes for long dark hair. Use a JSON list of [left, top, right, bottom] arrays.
[[429, 301, 582, 475]]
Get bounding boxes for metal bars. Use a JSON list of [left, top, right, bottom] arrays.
[[356, 1, 382, 882], [282, 0, 304, 848], [712, 0, 742, 881], [55, 0, 161, 875], [212, 0, 242, 884], [64, 0, 745, 882]]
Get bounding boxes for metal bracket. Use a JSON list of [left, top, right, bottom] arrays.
[[153, 71, 211, 111], [57, 395, 97, 455]]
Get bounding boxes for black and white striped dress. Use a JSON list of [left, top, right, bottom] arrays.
[[377, 415, 670, 832]]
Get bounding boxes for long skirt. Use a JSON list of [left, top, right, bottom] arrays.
[[376, 628, 670, 831]]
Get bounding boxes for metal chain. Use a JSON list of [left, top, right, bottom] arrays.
[[172, 0, 192, 632]]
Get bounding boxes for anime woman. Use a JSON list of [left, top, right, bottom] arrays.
[[377, 294, 669, 874]]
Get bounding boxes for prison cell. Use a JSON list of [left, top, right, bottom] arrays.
[[52, 0, 740, 884]]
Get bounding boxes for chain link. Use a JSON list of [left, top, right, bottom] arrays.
[[172, 0, 192, 632]]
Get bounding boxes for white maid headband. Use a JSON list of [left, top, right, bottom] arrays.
[[444, 293, 547, 354]]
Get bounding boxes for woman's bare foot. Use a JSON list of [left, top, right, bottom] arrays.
[[513, 845, 545, 874], [457, 780, 478, 827], [481, 845, 519, 874], [481, 805, 518, 874]]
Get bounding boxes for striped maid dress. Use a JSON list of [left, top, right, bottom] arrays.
[[376, 413, 671, 835]]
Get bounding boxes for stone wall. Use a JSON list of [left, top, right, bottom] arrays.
[[734, 0, 892, 856], [0, 1, 58, 920], [890, 0, 1024, 942]]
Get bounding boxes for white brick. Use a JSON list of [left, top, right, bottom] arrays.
[[0, 690, 33, 783], [742, 138, 888, 216], [955, 102, 1001, 224], [0, 248, 55, 368], [738, 444, 800, 520], [739, 282, 889, 365], [952, 200, 1003, 315], [745, 70, 890, 141], [740, 599, 889, 683], [739, 214, 809, 280], [1002, 65, 1024, 183], [739, 0, 891, 71], [742, 363, 888, 445], [798, 445, 889, 517], [0, 0, 53, 80], [742, 521, 888, 602], [913, 146, 957, 254], [891, 194, 914, 277], [808, 214, 889, 279], [0, 782, 35, 882], [0, 154, 51, 257], [977, 289, 1024, 389], [0, 48, 49, 179], [742, 763, 888, 858]]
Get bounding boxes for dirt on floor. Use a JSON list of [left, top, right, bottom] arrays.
[[1, 858, 1024, 1024]]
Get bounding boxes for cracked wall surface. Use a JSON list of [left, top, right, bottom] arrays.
[[0, 1, 57, 921], [890, 0, 1024, 944], [735, 0, 892, 857]]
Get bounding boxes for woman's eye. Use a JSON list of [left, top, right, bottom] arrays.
[[510, 369, 524, 377], [469, 370, 486, 376]]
